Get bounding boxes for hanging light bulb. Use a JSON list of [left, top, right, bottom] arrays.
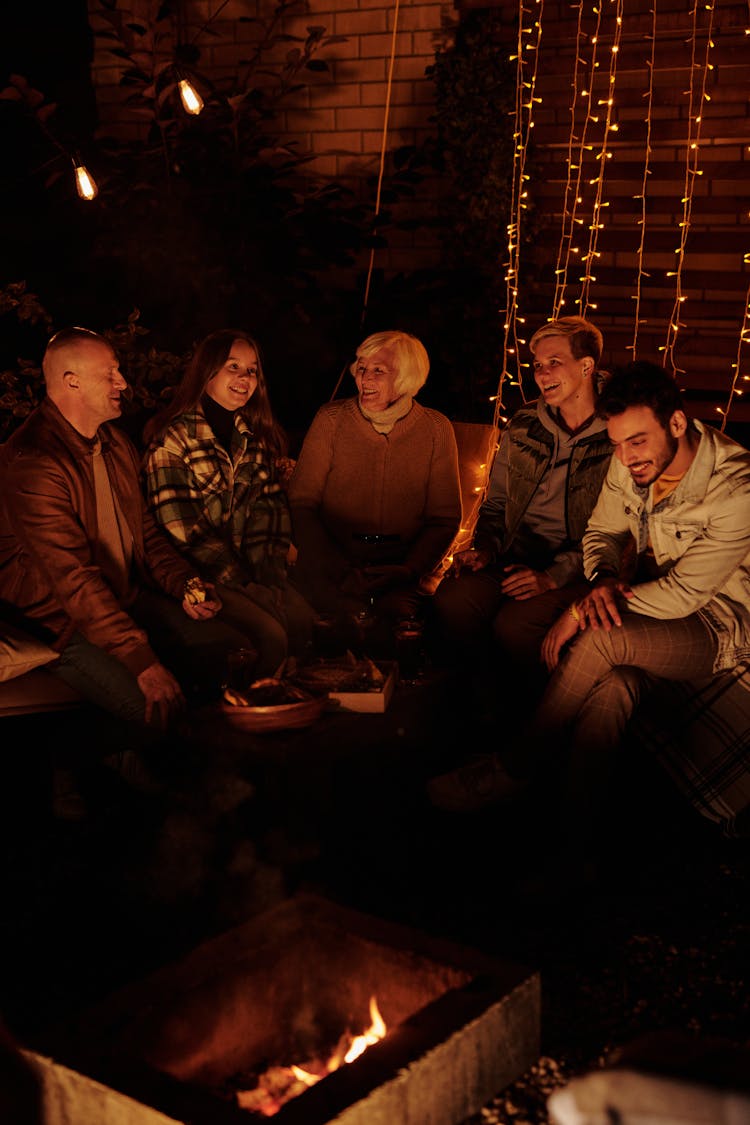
[[73, 160, 98, 201], [178, 78, 204, 116]]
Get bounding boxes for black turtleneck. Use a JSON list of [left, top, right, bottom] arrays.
[[201, 393, 236, 453]]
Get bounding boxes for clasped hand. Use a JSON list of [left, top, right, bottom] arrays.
[[181, 581, 223, 619]]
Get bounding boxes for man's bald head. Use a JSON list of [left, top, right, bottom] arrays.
[[41, 327, 127, 437], [42, 327, 109, 392]]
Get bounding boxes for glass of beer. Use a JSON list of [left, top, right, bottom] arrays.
[[395, 619, 424, 685]]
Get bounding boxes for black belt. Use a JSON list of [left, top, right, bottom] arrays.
[[352, 533, 401, 543]]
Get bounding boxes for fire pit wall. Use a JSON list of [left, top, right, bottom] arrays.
[[60, 894, 541, 1125]]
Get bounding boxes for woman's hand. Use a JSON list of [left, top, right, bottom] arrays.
[[541, 606, 580, 672], [449, 547, 492, 576]]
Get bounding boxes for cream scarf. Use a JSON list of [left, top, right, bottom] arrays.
[[359, 394, 413, 435]]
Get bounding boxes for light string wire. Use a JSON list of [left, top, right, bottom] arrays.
[[628, 0, 658, 359], [329, 0, 401, 401], [498, 0, 544, 422], [661, 0, 716, 377], [579, 0, 624, 319], [551, 0, 604, 317]]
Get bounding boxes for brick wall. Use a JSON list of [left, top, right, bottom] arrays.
[[86, 0, 750, 426], [87, 0, 455, 276]]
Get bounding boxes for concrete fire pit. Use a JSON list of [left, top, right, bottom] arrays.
[[45, 893, 541, 1125]]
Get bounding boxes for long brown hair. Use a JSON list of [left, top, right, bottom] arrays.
[[142, 329, 288, 458]]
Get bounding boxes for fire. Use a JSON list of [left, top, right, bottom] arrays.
[[235, 996, 386, 1116]]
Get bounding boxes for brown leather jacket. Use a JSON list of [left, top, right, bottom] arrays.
[[0, 398, 197, 677]]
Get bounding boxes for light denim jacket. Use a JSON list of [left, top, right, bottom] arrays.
[[583, 420, 750, 671]]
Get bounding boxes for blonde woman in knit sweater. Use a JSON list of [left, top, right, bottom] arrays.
[[287, 330, 462, 653]]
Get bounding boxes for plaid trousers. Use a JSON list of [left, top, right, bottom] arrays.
[[503, 611, 720, 841]]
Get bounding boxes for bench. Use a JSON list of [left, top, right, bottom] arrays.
[[0, 623, 84, 717], [2, 417, 748, 836]]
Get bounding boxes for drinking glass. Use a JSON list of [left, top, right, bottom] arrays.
[[225, 647, 259, 692], [395, 619, 425, 684]]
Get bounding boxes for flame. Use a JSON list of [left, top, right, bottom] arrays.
[[344, 995, 386, 1063], [235, 996, 386, 1115]]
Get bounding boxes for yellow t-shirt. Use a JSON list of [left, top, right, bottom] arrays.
[[651, 471, 684, 507], [641, 470, 687, 577]]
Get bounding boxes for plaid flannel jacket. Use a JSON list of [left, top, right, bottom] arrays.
[[143, 410, 292, 588]]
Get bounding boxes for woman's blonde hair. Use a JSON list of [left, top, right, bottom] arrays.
[[351, 330, 430, 398]]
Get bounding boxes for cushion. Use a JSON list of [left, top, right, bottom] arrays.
[[0, 622, 60, 682], [632, 661, 750, 836]]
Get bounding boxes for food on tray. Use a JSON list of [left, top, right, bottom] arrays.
[[292, 652, 386, 694], [183, 576, 207, 606], [223, 677, 316, 709]]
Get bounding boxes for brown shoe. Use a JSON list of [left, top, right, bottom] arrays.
[[426, 754, 527, 812]]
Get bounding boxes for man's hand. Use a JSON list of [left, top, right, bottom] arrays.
[[576, 578, 633, 631], [449, 547, 492, 576], [500, 564, 556, 601], [182, 581, 222, 619], [541, 606, 580, 672], [137, 661, 186, 728]]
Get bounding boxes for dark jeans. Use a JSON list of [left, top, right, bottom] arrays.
[[51, 588, 250, 734], [426, 566, 588, 723]]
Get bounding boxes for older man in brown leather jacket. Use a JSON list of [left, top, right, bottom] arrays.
[[0, 326, 251, 736]]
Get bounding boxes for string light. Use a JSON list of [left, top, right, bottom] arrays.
[[72, 161, 98, 201], [718, 279, 750, 432], [579, 0, 623, 320], [177, 77, 204, 115], [628, 2, 658, 357], [499, 0, 543, 430], [552, 0, 604, 317], [662, 0, 716, 377]]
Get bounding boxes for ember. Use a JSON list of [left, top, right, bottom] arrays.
[[236, 996, 386, 1116]]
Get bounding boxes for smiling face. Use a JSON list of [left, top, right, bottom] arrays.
[[532, 334, 595, 414], [206, 339, 258, 411], [52, 337, 128, 438], [353, 344, 399, 413], [606, 404, 686, 487]]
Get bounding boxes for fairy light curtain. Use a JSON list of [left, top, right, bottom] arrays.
[[496, 0, 749, 435]]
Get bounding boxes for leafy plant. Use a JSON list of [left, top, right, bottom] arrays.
[[0, 0, 373, 429], [83, 0, 368, 345], [0, 282, 186, 444]]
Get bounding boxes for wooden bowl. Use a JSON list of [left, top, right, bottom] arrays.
[[219, 695, 326, 733]]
